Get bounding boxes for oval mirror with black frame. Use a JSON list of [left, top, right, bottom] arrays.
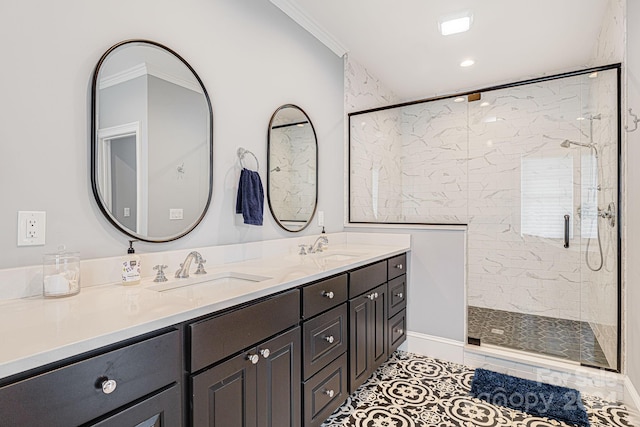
[[267, 104, 318, 232], [91, 40, 213, 242]]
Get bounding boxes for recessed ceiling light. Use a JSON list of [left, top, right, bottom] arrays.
[[439, 13, 473, 36], [454, 97, 465, 103], [460, 59, 475, 67], [297, 123, 305, 127], [576, 117, 586, 121], [480, 101, 490, 107], [588, 72, 598, 79]]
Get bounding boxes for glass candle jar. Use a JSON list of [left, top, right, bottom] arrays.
[[43, 251, 80, 298]]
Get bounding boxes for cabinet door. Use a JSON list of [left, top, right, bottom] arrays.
[[349, 283, 387, 394], [256, 327, 301, 427], [370, 283, 388, 369], [349, 294, 370, 393], [192, 350, 258, 427]]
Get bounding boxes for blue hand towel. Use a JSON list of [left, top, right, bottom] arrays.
[[236, 168, 264, 226]]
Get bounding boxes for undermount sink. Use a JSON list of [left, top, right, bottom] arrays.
[[317, 252, 360, 262], [148, 272, 272, 293]]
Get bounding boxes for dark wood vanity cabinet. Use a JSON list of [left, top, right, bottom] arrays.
[[0, 252, 408, 427], [0, 329, 182, 427], [189, 289, 301, 427]]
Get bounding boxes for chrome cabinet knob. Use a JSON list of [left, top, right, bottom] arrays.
[[374, 292, 379, 299], [395, 328, 404, 334], [324, 389, 335, 398], [395, 292, 403, 298], [247, 354, 260, 364], [101, 379, 117, 394], [324, 335, 335, 344], [367, 293, 375, 300], [260, 348, 270, 358], [396, 264, 403, 270], [322, 291, 334, 299]]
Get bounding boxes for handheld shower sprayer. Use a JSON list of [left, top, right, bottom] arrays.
[[560, 139, 599, 158]]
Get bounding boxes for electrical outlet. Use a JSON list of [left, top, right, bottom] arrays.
[[17, 211, 46, 246], [318, 211, 325, 227], [169, 208, 184, 220]]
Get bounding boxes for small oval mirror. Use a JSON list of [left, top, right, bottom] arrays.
[[267, 105, 318, 232], [91, 40, 213, 242]]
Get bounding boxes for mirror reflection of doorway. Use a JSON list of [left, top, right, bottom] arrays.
[[110, 135, 137, 232], [97, 122, 147, 235]]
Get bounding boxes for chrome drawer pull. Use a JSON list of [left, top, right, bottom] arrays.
[[367, 293, 375, 300], [101, 379, 117, 395], [247, 354, 260, 364], [374, 292, 379, 299], [395, 292, 403, 298], [396, 264, 403, 270], [324, 389, 335, 398], [322, 291, 335, 299], [324, 335, 335, 344], [395, 328, 404, 334], [260, 348, 270, 358]]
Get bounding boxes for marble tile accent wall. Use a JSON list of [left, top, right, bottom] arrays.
[[344, 54, 400, 113]]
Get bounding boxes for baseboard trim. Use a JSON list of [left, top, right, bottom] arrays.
[[404, 331, 464, 364], [403, 331, 636, 407], [624, 375, 640, 416]]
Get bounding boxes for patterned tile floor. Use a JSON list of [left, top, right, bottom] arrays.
[[321, 351, 636, 427], [468, 306, 610, 368]]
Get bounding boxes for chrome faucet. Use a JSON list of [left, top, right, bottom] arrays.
[[308, 236, 329, 254], [175, 251, 207, 278]]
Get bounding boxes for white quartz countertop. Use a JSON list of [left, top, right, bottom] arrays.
[[0, 242, 408, 380]]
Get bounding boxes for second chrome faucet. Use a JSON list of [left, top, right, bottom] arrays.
[[175, 251, 207, 278], [298, 236, 329, 255]]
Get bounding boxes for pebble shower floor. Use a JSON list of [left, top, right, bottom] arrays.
[[321, 351, 636, 427]]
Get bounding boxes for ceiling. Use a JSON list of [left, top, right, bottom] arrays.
[[271, 0, 611, 100]]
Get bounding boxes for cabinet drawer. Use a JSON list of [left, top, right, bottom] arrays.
[[348, 260, 386, 298], [388, 275, 407, 318], [0, 330, 181, 427], [302, 274, 347, 318], [388, 253, 407, 280], [303, 304, 347, 380], [303, 353, 348, 427], [190, 289, 300, 372], [388, 309, 407, 354]]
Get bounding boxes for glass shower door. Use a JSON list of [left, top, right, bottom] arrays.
[[465, 72, 619, 369]]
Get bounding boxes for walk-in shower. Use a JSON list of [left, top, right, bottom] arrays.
[[348, 64, 621, 371]]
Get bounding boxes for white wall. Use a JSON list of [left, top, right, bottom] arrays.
[[0, 0, 344, 269], [625, 0, 640, 402]]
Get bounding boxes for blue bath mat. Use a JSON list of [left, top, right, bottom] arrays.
[[470, 368, 590, 426]]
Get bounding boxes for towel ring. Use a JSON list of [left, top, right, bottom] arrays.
[[237, 147, 259, 171]]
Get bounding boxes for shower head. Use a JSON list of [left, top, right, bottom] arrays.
[[560, 139, 599, 158]]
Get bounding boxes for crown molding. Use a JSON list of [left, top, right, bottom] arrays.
[[99, 63, 203, 94], [270, 0, 348, 57]]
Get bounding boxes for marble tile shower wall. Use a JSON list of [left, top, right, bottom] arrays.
[[349, 71, 619, 331], [269, 125, 316, 223]]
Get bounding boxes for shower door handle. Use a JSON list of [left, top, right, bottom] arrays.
[[564, 214, 570, 248]]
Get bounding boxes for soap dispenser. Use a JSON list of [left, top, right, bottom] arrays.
[[122, 240, 141, 285]]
